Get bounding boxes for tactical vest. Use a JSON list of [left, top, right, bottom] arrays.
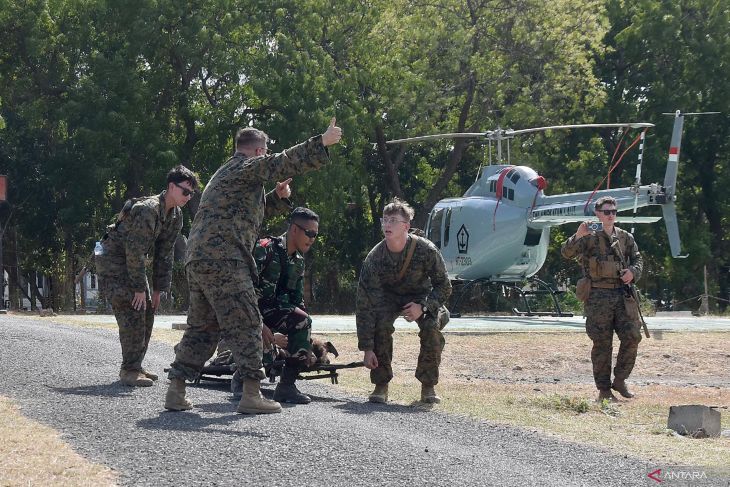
[[584, 232, 624, 288]]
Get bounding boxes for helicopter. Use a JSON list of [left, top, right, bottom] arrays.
[[387, 111, 691, 316]]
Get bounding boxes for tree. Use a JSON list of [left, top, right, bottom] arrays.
[[599, 0, 730, 310]]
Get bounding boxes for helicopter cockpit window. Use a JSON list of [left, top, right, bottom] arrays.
[[506, 188, 515, 200], [509, 172, 521, 184], [427, 208, 444, 249]]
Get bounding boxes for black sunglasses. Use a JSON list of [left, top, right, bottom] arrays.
[[293, 222, 318, 238], [598, 209, 617, 215], [173, 182, 195, 197]]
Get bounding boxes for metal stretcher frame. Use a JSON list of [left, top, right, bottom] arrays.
[[197, 360, 365, 385]]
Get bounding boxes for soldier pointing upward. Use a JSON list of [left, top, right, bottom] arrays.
[[165, 119, 342, 414]]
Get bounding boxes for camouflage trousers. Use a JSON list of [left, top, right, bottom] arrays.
[[584, 288, 643, 390], [101, 275, 155, 373], [261, 308, 312, 356], [369, 303, 446, 387], [168, 260, 266, 381]]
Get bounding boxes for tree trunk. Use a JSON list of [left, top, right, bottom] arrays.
[[7, 225, 20, 310]]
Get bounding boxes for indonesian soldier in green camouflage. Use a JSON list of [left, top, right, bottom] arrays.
[[95, 165, 199, 387], [253, 206, 320, 404], [561, 195, 644, 402], [356, 198, 452, 404], [165, 119, 343, 414]]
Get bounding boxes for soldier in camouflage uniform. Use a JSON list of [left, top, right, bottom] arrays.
[[252, 206, 320, 404], [356, 198, 452, 404], [95, 165, 199, 387], [561, 196, 644, 402], [165, 119, 342, 414]]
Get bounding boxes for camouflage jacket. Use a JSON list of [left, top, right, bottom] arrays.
[[561, 226, 643, 287], [356, 234, 452, 350], [185, 136, 329, 282], [254, 234, 305, 314], [96, 191, 182, 292]]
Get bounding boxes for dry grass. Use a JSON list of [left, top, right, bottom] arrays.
[[9, 314, 730, 472], [0, 396, 118, 487], [315, 331, 730, 470]]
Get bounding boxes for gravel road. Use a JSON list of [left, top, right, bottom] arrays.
[[0, 316, 711, 486]]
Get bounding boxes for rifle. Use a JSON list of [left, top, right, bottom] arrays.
[[610, 236, 650, 338]]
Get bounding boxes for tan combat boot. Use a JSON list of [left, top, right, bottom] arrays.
[[120, 370, 154, 387], [611, 379, 635, 398], [368, 383, 388, 403], [421, 385, 441, 404], [164, 378, 193, 411], [237, 379, 282, 414], [141, 368, 159, 381]]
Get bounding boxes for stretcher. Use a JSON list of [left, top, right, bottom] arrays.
[[196, 359, 365, 385]]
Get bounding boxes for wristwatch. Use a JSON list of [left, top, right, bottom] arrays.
[[421, 302, 429, 317]]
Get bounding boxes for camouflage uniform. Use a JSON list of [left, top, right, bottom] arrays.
[[561, 226, 644, 390], [95, 191, 182, 373], [168, 136, 330, 382], [356, 234, 452, 386], [255, 234, 312, 357]]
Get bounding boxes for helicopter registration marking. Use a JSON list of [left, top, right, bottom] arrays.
[[532, 206, 578, 217], [455, 256, 472, 266]]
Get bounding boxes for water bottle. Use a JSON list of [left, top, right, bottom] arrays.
[[94, 241, 104, 256]]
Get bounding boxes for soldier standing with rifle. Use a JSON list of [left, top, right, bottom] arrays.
[[561, 196, 645, 402]]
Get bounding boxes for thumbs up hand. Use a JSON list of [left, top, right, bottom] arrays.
[[322, 117, 343, 147]]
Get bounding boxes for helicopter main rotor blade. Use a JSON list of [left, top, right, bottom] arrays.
[[386, 122, 654, 145], [386, 133, 487, 145], [508, 122, 654, 137]]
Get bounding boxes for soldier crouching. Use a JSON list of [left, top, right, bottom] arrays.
[[356, 198, 451, 404]]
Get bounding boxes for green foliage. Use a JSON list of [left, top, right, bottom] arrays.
[[0, 0, 726, 311], [531, 394, 590, 414]]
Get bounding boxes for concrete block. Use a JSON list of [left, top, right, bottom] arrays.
[[171, 322, 188, 330], [668, 405, 721, 438]]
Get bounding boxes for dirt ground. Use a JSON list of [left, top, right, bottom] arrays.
[[311, 330, 730, 471], [319, 330, 730, 390]]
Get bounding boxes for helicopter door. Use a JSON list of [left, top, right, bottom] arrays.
[[426, 207, 444, 249]]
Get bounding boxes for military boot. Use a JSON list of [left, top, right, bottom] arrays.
[[273, 366, 311, 404], [421, 385, 441, 404], [164, 378, 193, 411], [611, 379, 635, 398], [141, 368, 159, 381], [368, 383, 388, 403], [597, 389, 618, 403], [237, 379, 282, 414], [120, 370, 154, 387]]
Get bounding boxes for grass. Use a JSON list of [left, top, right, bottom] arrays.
[[0, 396, 118, 487], [4, 313, 730, 476]]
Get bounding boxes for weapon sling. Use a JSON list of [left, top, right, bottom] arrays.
[[610, 235, 650, 338], [396, 236, 418, 282]]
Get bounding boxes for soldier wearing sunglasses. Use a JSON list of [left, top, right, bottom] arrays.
[[95, 164, 199, 387], [165, 118, 342, 414], [561, 195, 644, 402]]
